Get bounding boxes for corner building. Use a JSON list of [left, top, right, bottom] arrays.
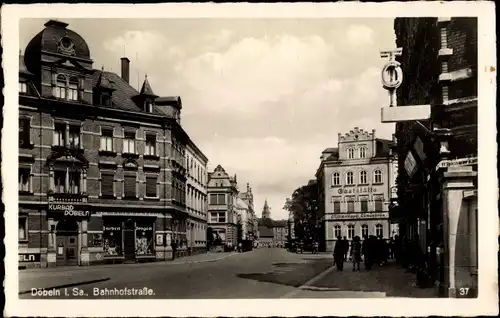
[[18, 20, 207, 268], [316, 127, 397, 251]]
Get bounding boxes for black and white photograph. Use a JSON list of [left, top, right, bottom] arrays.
[[2, 2, 497, 317]]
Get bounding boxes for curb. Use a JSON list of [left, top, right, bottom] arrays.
[[169, 252, 238, 265], [19, 277, 110, 295]]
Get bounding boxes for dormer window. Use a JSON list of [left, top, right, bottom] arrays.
[[145, 101, 154, 113], [19, 81, 28, 94], [101, 93, 111, 107]]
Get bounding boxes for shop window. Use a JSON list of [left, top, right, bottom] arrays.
[[100, 171, 115, 197], [359, 170, 367, 184], [347, 224, 355, 240], [375, 224, 383, 238], [19, 81, 28, 94], [123, 132, 136, 154], [19, 118, 32, 148], [19, 168, 31, 193], [334, 225, 342, 238], [135, 223, 154, 256], [331, 172, 340, 186], [146, 175, 158, 198], [360, 196, 368, 212], [100, 129, 114, 152], [361, 224, 369, 238], [373, 169, 383, 184], [123, 174, 137, 198], [145, 135, 156, 156], [103, 222, 123, 256], [19, 218, 27, 241]]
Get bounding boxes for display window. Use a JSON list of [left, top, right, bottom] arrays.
[[135, 223, 154, 256], [103, 222, 123, 256]]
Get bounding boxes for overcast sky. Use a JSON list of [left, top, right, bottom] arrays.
[[20, 18, 396, 220]]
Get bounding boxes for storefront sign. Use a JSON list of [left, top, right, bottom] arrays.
[[436, 157, 477, 170], [19, 253, 41, 262], [338, 186, 378, 195], [48, 203, 91, 219], [103, 226, 121, 231], [327, 212, 389, 221], [137, 226, 153, 231]]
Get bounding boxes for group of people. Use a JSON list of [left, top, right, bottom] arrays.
[[333, 235, 397, 271]]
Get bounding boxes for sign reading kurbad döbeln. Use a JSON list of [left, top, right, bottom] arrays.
[[48, 203, 91, 219]]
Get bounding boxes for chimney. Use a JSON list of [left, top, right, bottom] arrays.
[[120, 57, 130, 84]]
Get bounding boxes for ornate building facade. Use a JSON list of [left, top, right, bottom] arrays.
[[238, 183, 257, 241], [18, 20, 207, 268], [316, 127, 397, 251]]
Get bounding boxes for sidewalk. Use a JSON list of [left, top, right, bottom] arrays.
[[309, 260, 439, 298]]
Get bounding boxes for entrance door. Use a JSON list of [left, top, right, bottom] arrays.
[[123, 219, 135, 261], [55, 219, 79, 266]]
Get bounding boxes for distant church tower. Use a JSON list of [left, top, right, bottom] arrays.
[[262, 199, 271, 219]]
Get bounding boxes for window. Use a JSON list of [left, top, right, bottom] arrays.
[[19, 218, 27, 241], [53, 125, 65, 147], [334, 225, 342, 238], [218, 212, 226, 223], [348, 148, 355, 159], [100, 129, 114, 152], [361, 224, 369, 238], [332, 172, 340, 186], [145, 135, 156, 156], [19, 118, 31, 147], [360, 147, 367, 158], [68, 127, 80, 148], [19, 168, 31, 193], [347, 224, 355, 240], [360, 196, 368, 212], [210, 213, 218, 223], [135, 222, 154, 255], [54, 170, 66, 193], [374, 169, 383, 184], [374, 195, 384, 211], [359, 170, 367, 184], [347, 196, 355, 212], [375, 224, 383, 238], [209, 193, 226, 205], [19, 81, 28, 94], [68, 77, 79, 101], [346, 171, 354, 185], [54, 74, 67, 99], [103, 220, 122, 256], [145, 101, 153, 113], [124, 175, 136, 198], [68, 172, 80, 194], [333, 197, 341, 213], [123, 132, 136, 154], [100, 171, 114, 197], [146, 175, 158, 198]]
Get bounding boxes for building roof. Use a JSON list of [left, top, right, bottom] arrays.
[[258, 226, 274, 238], [19, 55, 33, 76], [273, 220, 287, 227], [139, 75, 158, 98]]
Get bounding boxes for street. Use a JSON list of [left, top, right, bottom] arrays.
[[19, 248, 435, 299]]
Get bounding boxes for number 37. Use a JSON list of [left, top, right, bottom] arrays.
[[459, 287, 470, 296]]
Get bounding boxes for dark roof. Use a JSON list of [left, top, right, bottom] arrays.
[[19, 55, 33, 75], [95, 69, 115, 91], [322, 147, 338, 153], [273, 220, 287, 227], [156, 96, 182, 110], [258, 226, 274, 238], [139, 75, 158, 98]]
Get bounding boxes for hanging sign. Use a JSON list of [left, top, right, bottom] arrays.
[[436, 157, 477, 171], [404, 152, 417, 177]]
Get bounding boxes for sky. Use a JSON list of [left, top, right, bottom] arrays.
[[20, 18, 396, 220]]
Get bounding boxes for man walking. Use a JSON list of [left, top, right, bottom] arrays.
[[333, 236, 344, 271]]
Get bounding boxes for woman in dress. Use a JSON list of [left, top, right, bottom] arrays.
[[350, 235, 362, 271]]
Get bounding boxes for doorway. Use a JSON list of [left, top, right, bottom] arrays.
[[123, 219, 135, 261], [55, 219, 79, 266]]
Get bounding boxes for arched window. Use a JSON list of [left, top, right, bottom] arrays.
[[359, 147, 367, 158], [361, 224, 369, 238], [334, 225, 342, 238], [359, 170, 367, 184], [347, 224, 355, 240], [373, 169, 383, 184], [348, 148, 355, 159], [68, 77, 79, 101], [346, 171, 354, 185], [54, 74, 67, 99], [331, 172, 340, 186], [375, 224, 383, 238]]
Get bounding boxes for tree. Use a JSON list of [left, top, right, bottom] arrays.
[[283, 181, 319, 243]]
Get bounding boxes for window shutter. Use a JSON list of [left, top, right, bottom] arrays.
[[146, 176, 157, 197], [101, 173, 114, 196], [124, 175, 136, 197]]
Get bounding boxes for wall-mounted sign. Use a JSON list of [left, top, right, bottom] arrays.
[[326, 212, 389, 221], [48, 203, 91, 219], [404, 152, 417, 177], [436, 157, 477, 171], [338, 186, 378, 195], [19, 253, 41, 262]]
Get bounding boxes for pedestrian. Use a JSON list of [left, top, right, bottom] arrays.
[[333, 236, 344, 271], [342, 236, 349, 261], [363, 236, 375, 271], [171, 240, 177, 260], [350, 236, 362, 271]]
